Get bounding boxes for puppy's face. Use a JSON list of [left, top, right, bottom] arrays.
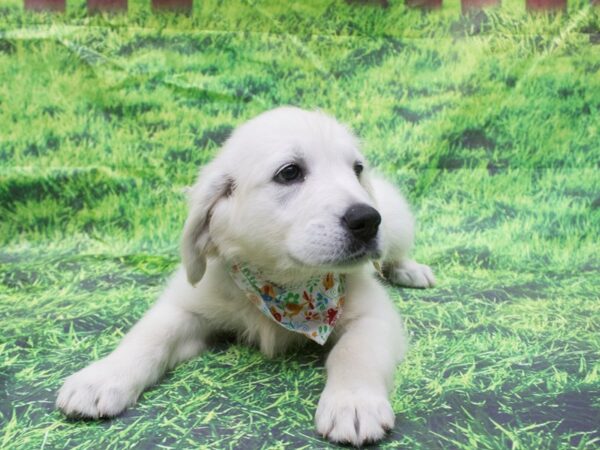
[[183, 107, 382, 284]]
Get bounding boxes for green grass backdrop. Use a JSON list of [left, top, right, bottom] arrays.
[[1, 0, 599, 448]]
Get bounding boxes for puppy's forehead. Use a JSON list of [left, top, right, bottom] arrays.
[[223, 107, 362, 167]]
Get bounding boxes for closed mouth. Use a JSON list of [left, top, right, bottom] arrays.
[[287, 234, 381, 270], [289, 245, 381, 270], [329, 247, 381, 266]]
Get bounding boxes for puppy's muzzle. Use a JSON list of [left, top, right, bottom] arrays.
[[342, 203, 381, 243]]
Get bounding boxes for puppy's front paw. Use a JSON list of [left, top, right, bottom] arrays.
[[56, 358, 141, 418], [385, 260, 435, 288], [315, 388, 395, 446]]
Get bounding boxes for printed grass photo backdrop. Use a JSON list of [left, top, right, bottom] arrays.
[[1, 0, 599, 448]]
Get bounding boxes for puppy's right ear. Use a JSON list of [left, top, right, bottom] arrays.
[[181, 163, 233, 286]]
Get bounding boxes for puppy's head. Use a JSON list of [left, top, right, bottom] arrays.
[[182, 107, 382, 285]]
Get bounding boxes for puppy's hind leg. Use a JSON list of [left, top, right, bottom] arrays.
[[383, 259, 436, 288], [56, 268, 210, 418], [371, 175, 435, 288]]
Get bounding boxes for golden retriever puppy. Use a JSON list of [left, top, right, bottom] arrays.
[[57, 107, 434, 446]]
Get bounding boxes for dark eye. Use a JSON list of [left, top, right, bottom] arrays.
[[275, 163, 303, 184], [353, 162, 364, 177]]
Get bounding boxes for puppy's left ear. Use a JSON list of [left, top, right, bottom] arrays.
[[181, 163, 233, 286]]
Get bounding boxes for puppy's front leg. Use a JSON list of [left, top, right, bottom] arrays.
[[57, 269, 209, 418], [315, 279, 407, 446]]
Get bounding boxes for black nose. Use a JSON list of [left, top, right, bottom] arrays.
[[342, 203, 381, 242]]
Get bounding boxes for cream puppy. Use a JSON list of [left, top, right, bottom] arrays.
[[56, 107, 434, 446]]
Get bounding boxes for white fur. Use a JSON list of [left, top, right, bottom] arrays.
[[56, 107, 435, 446]]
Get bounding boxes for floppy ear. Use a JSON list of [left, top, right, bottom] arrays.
[[181, 163, 233, 286]]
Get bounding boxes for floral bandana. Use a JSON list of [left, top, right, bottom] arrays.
[[228, 262, 346, 345]]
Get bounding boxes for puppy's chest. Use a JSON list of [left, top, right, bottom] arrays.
[[210, 278, 310, 354]]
